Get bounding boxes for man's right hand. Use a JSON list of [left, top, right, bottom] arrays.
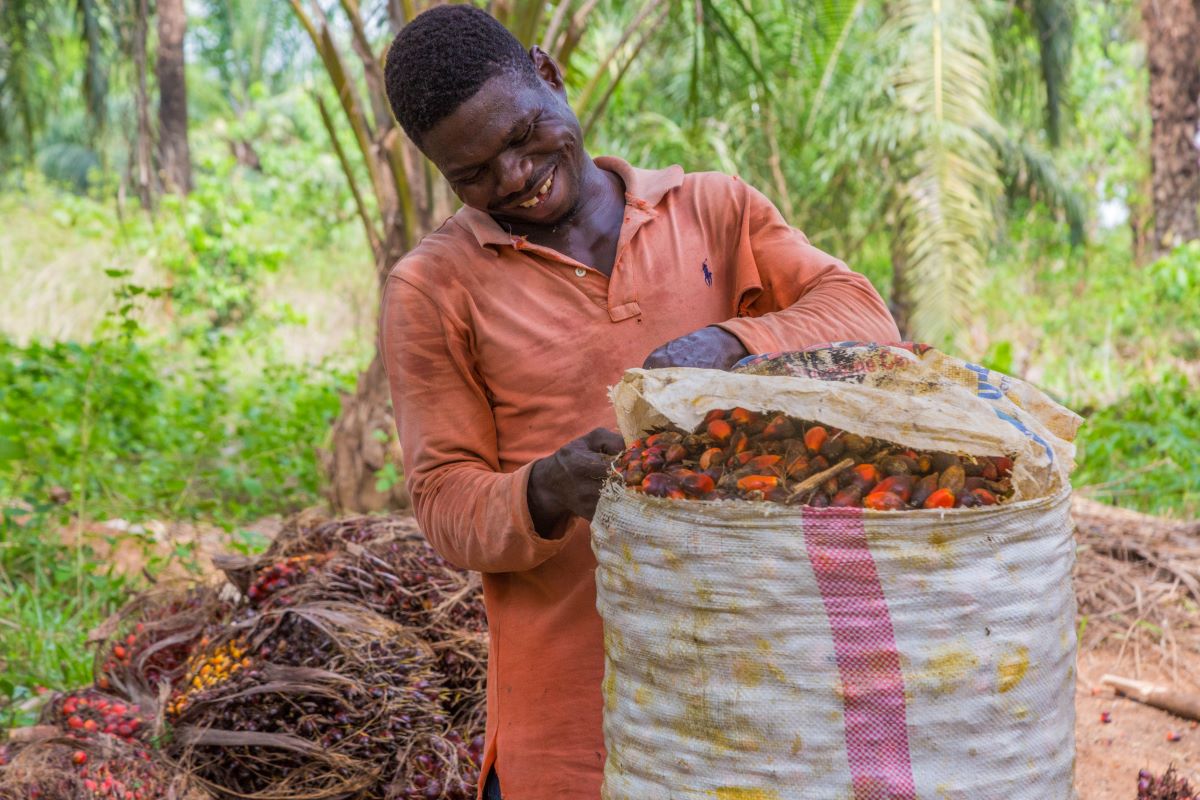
[[527, 428, 626, 537]]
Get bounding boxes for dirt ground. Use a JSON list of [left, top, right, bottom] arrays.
[[1076, 647, 1200, 799]]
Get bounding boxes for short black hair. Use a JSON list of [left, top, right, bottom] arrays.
[[385, 5, 538, 144]]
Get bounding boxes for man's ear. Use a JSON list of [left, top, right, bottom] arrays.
[[529, 45, 566, 94]]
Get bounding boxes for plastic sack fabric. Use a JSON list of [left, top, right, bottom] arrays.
[[591, 344, 1082, 800]]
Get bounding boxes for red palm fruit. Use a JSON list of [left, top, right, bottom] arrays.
[[785, 455, 810, 478], [729, 407, 755, 425], [730, 451, 755, 467], [970, 488, 998, 506], [822, 477, 840, 495], [746, 454, 783, 471], [809, 454, 830, 471], [911, 474, 939, 507], [642, 473, 680, 497], [729, 429, 749, 454], [707, 419, 733, 443], [831, 485, 864, 507], [804, 425, 828, 453], [993, 456, 1014, 477], [874, 475, 915, 502], [852, 464, 880, 487], [698, 447, 725, 470], [680, 472, 716, 497], [624, 468, 645, 486], [737, 475, 779, 492], [761, 414, 795, 440], [808, 491, 830, 508], [703, 408, 726, 424], [820, 436, 846, 460], [646, 432, 681, 447], [666, 489, 687, 500], [923, 488, 956, 509], [765, 486, 790, 503], [628, 438, 644, 450], [664, 443, 688, 464], [642, 455, 665, 473], [981, 460, 999, 480], [864, 491, 906, 511], [964, 476, 986, 491]]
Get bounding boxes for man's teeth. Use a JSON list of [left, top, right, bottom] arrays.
[[519, 173, 554, 208]]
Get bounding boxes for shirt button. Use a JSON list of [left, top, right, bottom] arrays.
[[574, 267, 587, 278]]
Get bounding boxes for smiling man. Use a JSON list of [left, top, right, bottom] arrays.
[[380, 6, 899, 799]]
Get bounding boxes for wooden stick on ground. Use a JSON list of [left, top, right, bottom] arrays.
[[1101, 674, 1200, 722]]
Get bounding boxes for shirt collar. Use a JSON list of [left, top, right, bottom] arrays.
[[453, 156, 685, 250]]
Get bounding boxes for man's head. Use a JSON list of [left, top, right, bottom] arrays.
[[385, 6, 591, 227]]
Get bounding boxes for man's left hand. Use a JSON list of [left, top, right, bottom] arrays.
[[642, 326, 749, 370]]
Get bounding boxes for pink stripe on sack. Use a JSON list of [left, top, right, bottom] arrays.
[[802, 507, 916, 800]]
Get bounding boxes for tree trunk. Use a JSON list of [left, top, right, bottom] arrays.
[[131, 0, 156, 209], [156, 0, 192, 194], [1142, 0, 1200, 256]]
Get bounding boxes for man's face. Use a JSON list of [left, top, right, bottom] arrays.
[[421, 55, 589, 229]]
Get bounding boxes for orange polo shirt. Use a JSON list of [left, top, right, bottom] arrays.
[[380, 157, 900, 799]]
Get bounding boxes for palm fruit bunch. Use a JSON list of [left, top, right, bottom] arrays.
[[94, 585, 231, 697], [612, 407, 1015, 509], [165, 604, 451, 799], [394, 730, 486, 800], [244, 553, 331, 605], [165, 635, 252, 717], [1138, 767, 1200, 800], [0, 738, 207, 800], [39, 689, 148, 744]]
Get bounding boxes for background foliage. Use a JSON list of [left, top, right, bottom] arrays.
[[0, 0, 1196, 720]]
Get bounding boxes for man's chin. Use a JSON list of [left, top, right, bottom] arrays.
[[490, 196, 577, 230]]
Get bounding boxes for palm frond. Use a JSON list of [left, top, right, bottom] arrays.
[[881, 0, 1004, 343], [985, 128, 1085, 245]]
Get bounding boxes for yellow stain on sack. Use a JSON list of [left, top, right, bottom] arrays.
[[693, 579, 715, 604], [790, 735, 804, 756], [924, 646, 979, 695], [674, 696, 761, 753], [659, 547, 682, 570], [1013, 704, 1030, 720], [707, 789, 780, 800], [603, 627, 624, 657], [756, 638, 772, 653], [621, 542, 640, 574], [998, 645, 1030, 693], [634, 686, 651, 706], [602, 670, 617, 711], [732, 657, 765, 687], [928, 529, 956, 565]]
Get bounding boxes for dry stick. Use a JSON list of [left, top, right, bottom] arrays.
[[786, 458, 856, 504], [1102, 674, 1200, 722]]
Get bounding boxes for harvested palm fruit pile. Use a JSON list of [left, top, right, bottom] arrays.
[[0, 515, 487, 800], [1138, 766, 1200, 799], [612, 406, 1015, 508]]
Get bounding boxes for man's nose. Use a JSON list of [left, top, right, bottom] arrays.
[[494, 152, 533, 199]]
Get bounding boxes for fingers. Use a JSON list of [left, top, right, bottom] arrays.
[[642, 344, 672, 369], [583, 427, 626, 455]]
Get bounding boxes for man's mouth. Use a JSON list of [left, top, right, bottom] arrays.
[[517, 168, 555, 209]]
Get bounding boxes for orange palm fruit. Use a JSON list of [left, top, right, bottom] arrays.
[[729, 430, 749, 454], [852, 463, 880, 487], [707, 419, 733, 443], [730, 451, 755, 467], [729, 407, 755, 425], [746, 454, 783, 471], [785, 455, 810, 478], [703, 408, 727, 424], [680, 472, 716, 497], [761, 414, 795, 440], [804, 425, 828, 453], [698, 447, 725, 470], [874, 475, 915, 502], [831, 485, 864, 507], [737, 474, 779, 492], [664, 443, 688, 464], [864, 491, 905, 511], [970, 488, 998, 506], [922, 488, 956, 508]]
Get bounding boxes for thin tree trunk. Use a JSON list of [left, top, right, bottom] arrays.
[[132, 0, 156, 209], [1142, 0, 1200, 256], [156, 0, 191, 194]]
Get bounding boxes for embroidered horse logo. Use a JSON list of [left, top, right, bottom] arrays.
[[701, 259, 713, 287]]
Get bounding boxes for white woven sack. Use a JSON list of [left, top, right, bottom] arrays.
[[592, 352, 1081, 800]]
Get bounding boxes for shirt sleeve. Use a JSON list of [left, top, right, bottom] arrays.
[[714, 181, 901, 353], [379, 273, 569, 574]]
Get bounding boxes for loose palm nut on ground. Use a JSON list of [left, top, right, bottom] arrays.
[[612, 407, 1015, 509]]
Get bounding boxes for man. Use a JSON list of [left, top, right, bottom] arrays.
[[380, 7, 900, 799]]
